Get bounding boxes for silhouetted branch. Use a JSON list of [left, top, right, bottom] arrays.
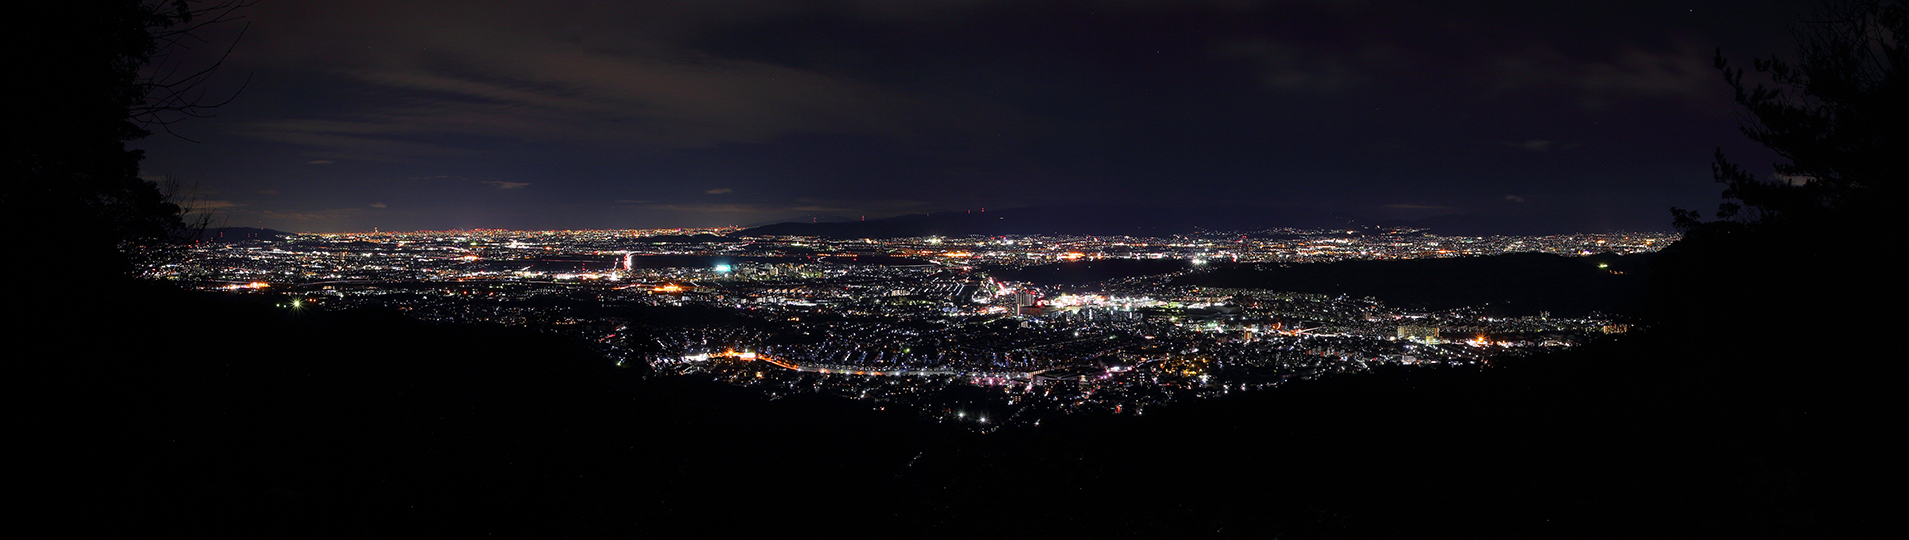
[[1676, 0, 1904, 233], [129, 0, 257, 140]]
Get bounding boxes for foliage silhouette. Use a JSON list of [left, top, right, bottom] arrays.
[[5, 1, 251, 280], [1643, 3, 1900, 533], [1653, 0, 1901, 334], [1674, 0, 1904, 235]]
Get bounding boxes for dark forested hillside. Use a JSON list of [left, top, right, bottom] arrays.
[[1176, 252, 1654, 316], [24, 281, 1858, 538]]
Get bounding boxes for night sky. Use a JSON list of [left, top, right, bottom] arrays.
[[135, 0, 1807, 233]]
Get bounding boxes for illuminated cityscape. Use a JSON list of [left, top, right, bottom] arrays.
[[160, 227, 1670, 428], [26, 0, 1889, 536]]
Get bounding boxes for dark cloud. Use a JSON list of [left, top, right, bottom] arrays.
[[1216, 39, 1378, 92], [132, 0, 1803, 232], [1488, 41, 1723, 110], [184, 200, 242, 212]]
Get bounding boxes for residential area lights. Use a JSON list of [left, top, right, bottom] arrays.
[[157, 226, 1669, 428]]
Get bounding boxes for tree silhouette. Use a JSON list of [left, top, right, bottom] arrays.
[[1674, 0, 1904, 236], [1646, 0, 1903, 346], [3, 1, 250, 279], [1649, 0, 1900, 363]]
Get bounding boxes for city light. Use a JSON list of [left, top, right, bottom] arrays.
[[170, 226, 1662, 428]]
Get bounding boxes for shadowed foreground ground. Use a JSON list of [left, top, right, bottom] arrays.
[[20, 278, 1880, 538]]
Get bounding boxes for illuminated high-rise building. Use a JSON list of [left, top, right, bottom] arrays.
[[1397, 325, 1441, 343]]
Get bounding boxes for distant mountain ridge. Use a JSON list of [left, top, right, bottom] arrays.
[[635, 233, 730, 243], [198, 227, 294, 242], [736, 206, 1660, 238], [1370, 214, 1627, 237], [737, 206, 1362, 238]]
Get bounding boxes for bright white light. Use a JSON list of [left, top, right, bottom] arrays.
[[713, 264, 733, 273]]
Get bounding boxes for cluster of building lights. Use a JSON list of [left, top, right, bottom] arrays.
[[159, 226, 1660, 428]]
